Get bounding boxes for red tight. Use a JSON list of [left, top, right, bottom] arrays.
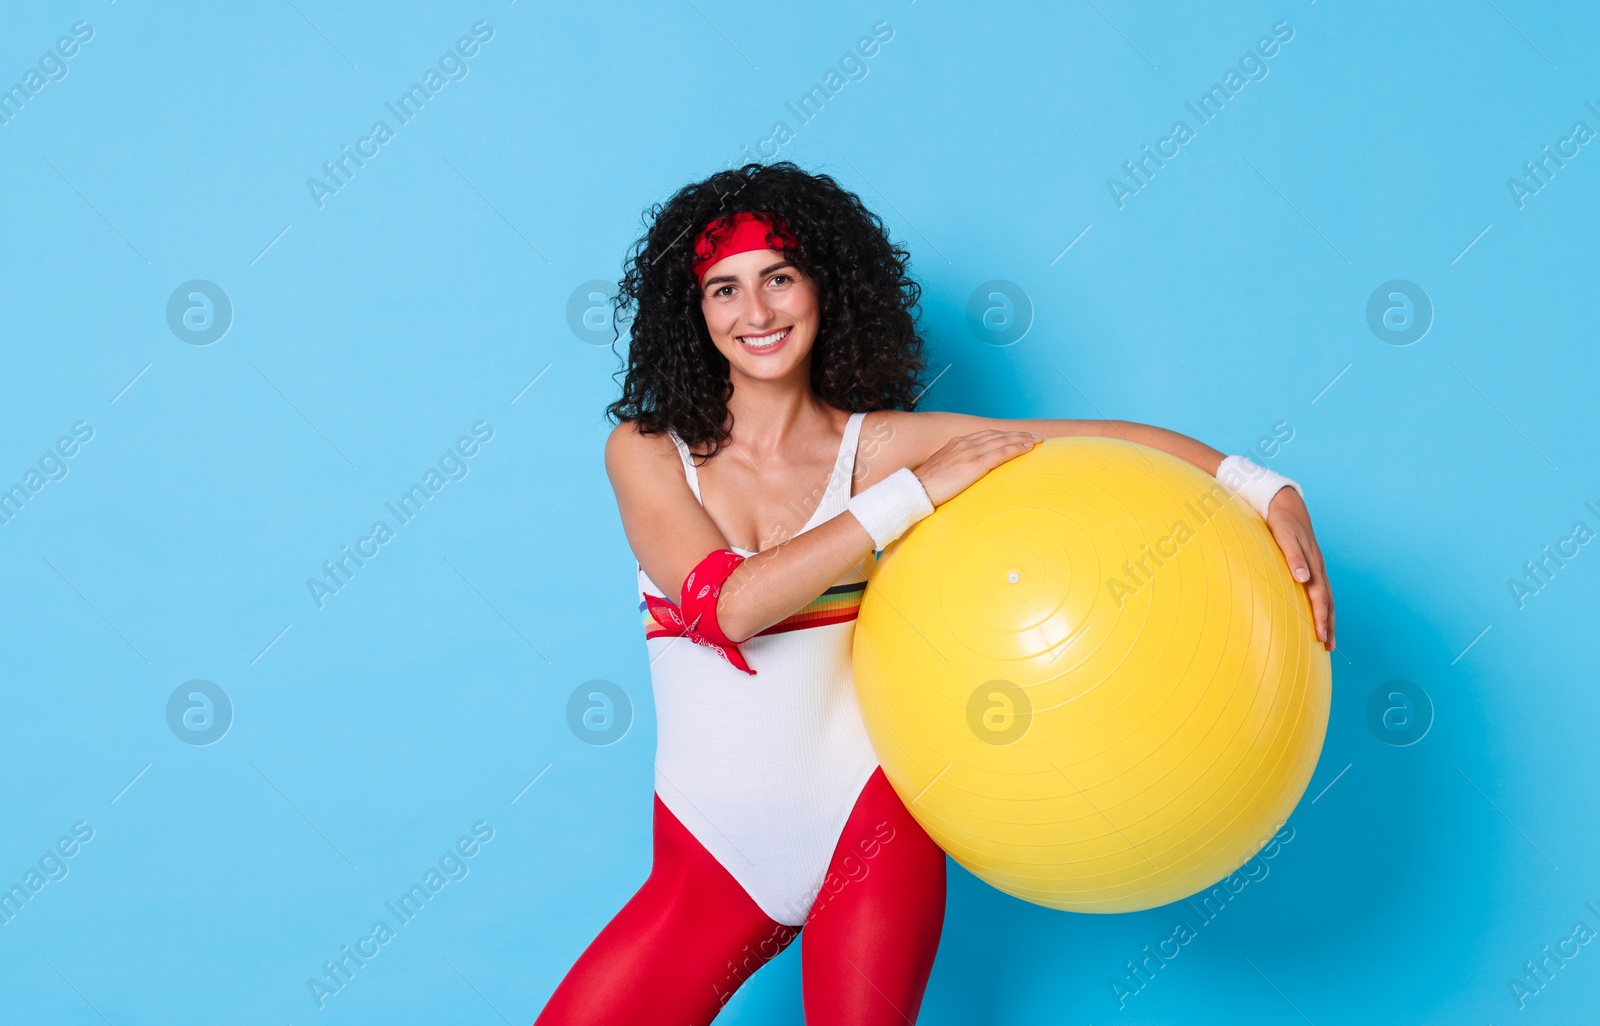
[[533, 766, 947, 1024]]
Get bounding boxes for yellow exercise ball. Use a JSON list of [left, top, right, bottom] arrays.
[[852, 436, 1331, 913]]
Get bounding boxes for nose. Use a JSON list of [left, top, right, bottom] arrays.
[[743, 287, 775, 328]]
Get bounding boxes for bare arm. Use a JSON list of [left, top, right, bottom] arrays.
[[606, 422, 741, 616], [608, 410, 1333, 651], [605, 417, 1039, 643], [606, 421, 885, 643], [900, 411, 1335, 650], [905, 411, 1225, 477], [714, 515, 879, 642]]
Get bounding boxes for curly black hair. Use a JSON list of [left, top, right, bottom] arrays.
[[603, 161, 929, 462]]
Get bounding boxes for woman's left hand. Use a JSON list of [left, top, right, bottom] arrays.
[[1263, 488, 1335, 651]]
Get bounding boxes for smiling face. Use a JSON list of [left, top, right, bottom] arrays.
[[698, 249, 819, 381]]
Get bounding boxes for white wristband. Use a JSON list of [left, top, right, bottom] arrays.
[[1215, 455, 1303, 519], [848, 467, 935, 552]]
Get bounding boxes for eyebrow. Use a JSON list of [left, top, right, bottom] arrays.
[[701, 260, 795, 290]]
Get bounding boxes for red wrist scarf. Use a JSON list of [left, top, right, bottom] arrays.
[[692, 210, 799, 284], [643, 548, 755, 674]]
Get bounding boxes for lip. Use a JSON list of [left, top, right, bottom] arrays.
[[737, 326, 791, 354]]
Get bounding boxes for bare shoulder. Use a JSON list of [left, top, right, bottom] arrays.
[[605, 418, 730, 592], [604, 418, 678, 481]]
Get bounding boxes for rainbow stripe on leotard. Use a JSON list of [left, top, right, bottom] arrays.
[[640, 580, 865, 643]]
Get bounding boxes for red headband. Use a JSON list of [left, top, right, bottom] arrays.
[[692, 210, 799, 283]]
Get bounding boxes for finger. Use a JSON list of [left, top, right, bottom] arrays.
[[1299, 539, 1330, 645], [980, 439, 1040, 468], [1270, 526, 1327, 642], [1274, 528, 1312, 585], [1309, 544, 1331, 601], [973, 429, 1040, 441], [973, 434, 1041, 460], [1296, 576, 1327, 647], [1318, 558, 1335, 649], [1302, 539, 1334, 648], [1309, 582, 1331, 647]]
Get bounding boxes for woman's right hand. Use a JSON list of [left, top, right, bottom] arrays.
[[912, 430, 1042, 506]]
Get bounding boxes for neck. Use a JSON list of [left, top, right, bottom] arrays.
[[722, 371, 832, 460]]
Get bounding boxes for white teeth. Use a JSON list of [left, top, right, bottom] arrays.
[[740, 327, 790, 348]]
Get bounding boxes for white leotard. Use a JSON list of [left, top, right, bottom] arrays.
[[634, 410, 882, 926]]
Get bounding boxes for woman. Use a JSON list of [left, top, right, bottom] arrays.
[[536, 161, 1335, 1024]]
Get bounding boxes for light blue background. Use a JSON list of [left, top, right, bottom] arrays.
[[2, 1, 1597, 1023]]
